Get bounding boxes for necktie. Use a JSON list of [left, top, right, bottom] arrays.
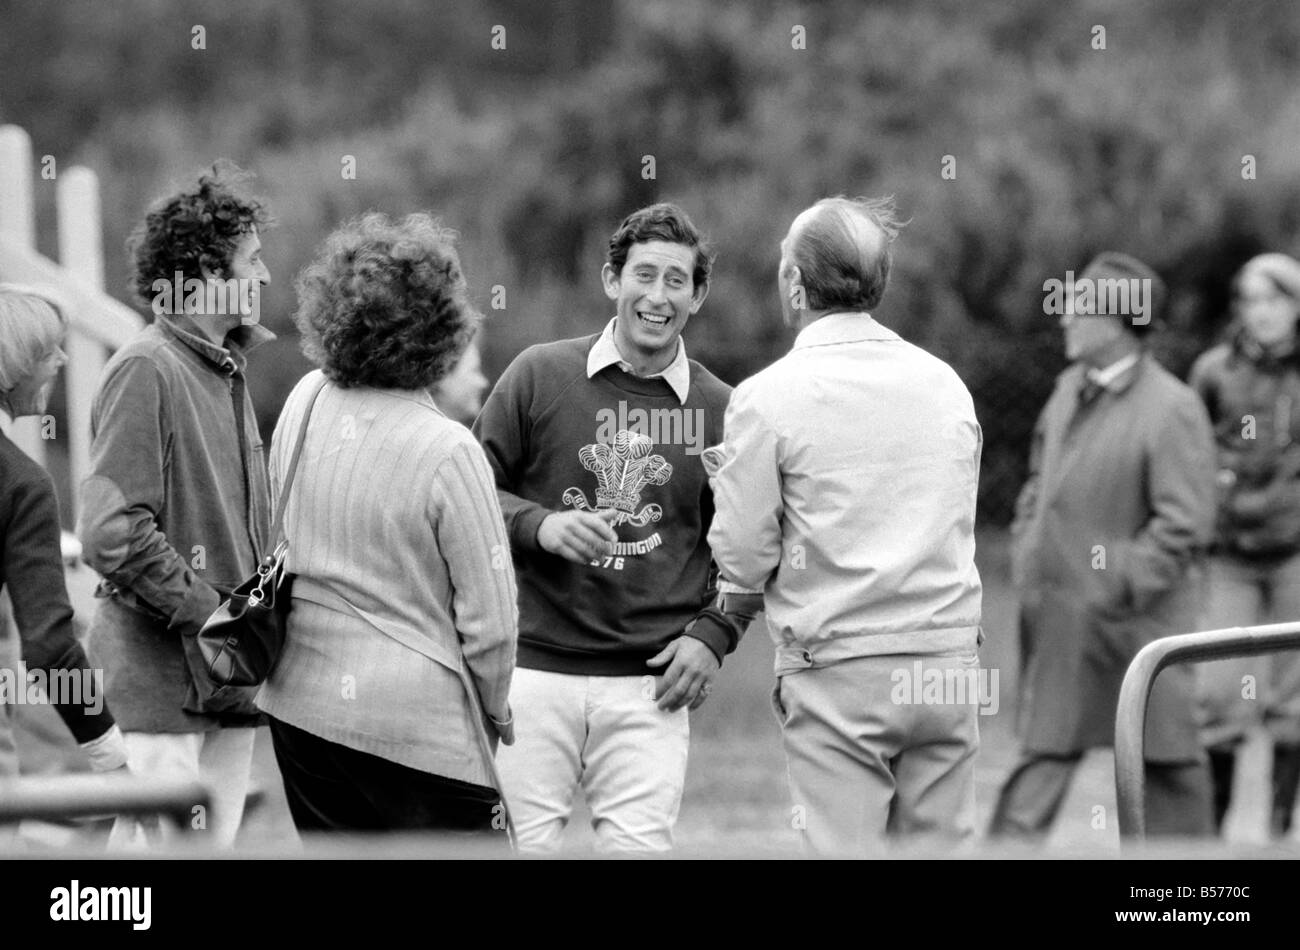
[[1078, 374, 1103, 407]]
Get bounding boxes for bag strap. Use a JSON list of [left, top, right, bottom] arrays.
[[269, 376, 329, 550]]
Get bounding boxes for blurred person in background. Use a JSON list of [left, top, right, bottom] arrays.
[[257, 213, 517, 838], [474, 203, 759, 853], [709, 197, 985, 855], [1190, 252, 1300, 838], [991, 252, 1216, 840], [77, 165, 273, 847], [1, 285, 130, 843], [432, 336, 489, 426]]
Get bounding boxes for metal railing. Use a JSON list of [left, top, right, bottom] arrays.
[[1114, 620, 1300, 840], [0, 774, 210, 832]]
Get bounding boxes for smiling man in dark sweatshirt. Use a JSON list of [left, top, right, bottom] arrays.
[[473, 203, 759, 853]]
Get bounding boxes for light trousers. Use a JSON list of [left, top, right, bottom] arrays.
[[775, 653, 981, 856], [495, 667, 690, 854], [1197, 552, 1300, 749], [110, 727, 256, 848]]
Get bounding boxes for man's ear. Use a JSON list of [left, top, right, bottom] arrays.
[[690, 281, 710, 314], [786, 265, 803, 297], [600, 263, 620, 301]]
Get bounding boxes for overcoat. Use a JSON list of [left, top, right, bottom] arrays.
[[1010, 353, 1216, 761]]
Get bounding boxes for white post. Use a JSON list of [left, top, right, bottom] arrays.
[[58, 167, 107, 519], [0, 124, 45, 466]]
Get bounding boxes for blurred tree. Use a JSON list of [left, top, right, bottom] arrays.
[[2, 0, 1299, 521]]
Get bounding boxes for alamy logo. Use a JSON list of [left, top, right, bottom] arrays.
[[150, 270, 260, 324], [0, 663, 103, 715], [564, 430, 672, 528], [1042, 270, 1154, 326], [594, 400, 706, 456], [50, 880, 151, 930], [890, 661, 1000, 716]]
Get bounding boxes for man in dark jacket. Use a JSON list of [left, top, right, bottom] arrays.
[[991, 252, 1217, 839], [77, 164, 273, 847]]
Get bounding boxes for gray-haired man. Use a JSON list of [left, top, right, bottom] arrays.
[[708, 197, 985, 855]]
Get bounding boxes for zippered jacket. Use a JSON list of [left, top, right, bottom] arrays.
[[77, 315, 272, 730], [1191, 328, 1300, 557]]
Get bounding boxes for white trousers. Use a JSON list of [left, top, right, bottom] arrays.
[[111, 727, 256, 849], [496, 668, 690, 854]]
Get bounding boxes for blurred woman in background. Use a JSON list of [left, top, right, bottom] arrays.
[[1191, 253, 1300, 838], [256, 214, 517, 838], [0, 285, 129, 822], [431, 336, 489, 427]]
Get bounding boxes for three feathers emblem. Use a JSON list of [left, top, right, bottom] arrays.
[[563, 430, 673, 527]]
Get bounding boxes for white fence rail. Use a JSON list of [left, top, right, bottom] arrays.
[[0, 124, 144, 516]]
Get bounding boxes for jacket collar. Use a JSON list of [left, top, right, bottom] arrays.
[[792, 311, 900, 349], [1067, 349, 1149, 397], [158, 314, 274, 375], [1085, 351, 1142, 391], [1102, 350, 1148, 395], [1232, 324, 1300, 368]]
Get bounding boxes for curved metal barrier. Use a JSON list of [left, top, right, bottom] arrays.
[[1114, 620, 1300, 840], [0, 774, 209, 830]]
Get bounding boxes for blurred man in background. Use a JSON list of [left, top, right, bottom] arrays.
[[709, 196, 985, 855], [991, 252, 1216, 840], [474, 203, 758, 853]]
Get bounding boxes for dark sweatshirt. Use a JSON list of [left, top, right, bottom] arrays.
[[473, 333, 735, 675]]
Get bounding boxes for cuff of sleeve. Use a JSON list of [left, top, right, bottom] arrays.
[[79, 723, 129, 772], [718, 577, 763, 595], [512, 506, 552, 556], [489, 708, 515, 746], [719, 591, 764, 623], [167, 580, 223, 637], [684, 611, 736, 665]]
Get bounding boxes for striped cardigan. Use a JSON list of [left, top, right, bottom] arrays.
[[256, 370, 517, 787]]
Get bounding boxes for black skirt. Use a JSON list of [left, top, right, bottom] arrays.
[[267, 716, 507, 841]]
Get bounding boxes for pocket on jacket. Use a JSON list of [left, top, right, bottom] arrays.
[[1083, 602, 1142, 669], [96, 584, 170, 626]]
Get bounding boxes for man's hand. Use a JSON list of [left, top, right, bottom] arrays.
[[537, 509, 620, 564], [647, 635, 720, 712]]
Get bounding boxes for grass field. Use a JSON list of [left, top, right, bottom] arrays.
[[5, 528, 1293, 855]]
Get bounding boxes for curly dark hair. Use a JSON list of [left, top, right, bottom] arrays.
[[127, 160, 271, 307], [294, 212, 479, 389], [607, 203, 715, 292]]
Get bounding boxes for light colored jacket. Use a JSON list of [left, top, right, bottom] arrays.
[[256, 370, 517, 787], [708, 312, 983, 675]]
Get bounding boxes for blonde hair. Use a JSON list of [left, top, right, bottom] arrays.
[[0, 284, 66, 396]]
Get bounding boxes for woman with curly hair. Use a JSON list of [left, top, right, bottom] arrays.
[[256, 213, 517, 838]]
